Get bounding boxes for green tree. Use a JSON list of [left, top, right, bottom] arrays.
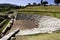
[[54, 0, 60, 5], [42, 1, 48, 6], [38, 3, 41, 6], [41, 0, 43, 5], [33, 3, 37, 6], [28, 3, 31, 6]]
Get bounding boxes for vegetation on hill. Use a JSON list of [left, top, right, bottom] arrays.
[[17, 6, 60, 19], [0, 3, 19, 13]]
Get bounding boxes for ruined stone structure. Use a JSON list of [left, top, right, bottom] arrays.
[[9, 14, 60, 35]]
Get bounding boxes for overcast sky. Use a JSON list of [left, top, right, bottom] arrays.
[[0, 0, 54, 6]]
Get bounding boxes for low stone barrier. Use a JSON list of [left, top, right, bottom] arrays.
[[0, 28, 19, 40]]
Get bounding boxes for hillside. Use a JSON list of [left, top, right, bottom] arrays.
[[18, 6, 60, 12], [0, 3, 18, 7], [0, 3, 19, 13], [17, 6, 60, 18]]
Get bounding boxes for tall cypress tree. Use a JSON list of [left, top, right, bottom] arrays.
[[41, 0, 43, 5]]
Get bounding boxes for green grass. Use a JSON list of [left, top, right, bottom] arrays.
[[18, 6, 60, 12], [0, 19, 7, 26], [0, 19, 9, 33], [16, 31, 60, 40], [18, 12, 60, 19], [1, 19, 9, 31], [17, 6, 60, 18]]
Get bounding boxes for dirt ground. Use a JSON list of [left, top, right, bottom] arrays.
[[6, 20, 38, 40], [9, 20, 37, 32]]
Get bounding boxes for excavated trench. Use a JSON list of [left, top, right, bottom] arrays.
[[8, 14, 60, 36]]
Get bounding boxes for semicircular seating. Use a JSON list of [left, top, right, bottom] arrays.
[[15, 14, 60, 35]]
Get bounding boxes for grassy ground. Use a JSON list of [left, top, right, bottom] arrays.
[[0, 19, 9, 33], [18, 6, 60, 12], [15, 31, 60, 40], [17, 6, 60, 19], [15, 30, 60, 40], [1, 19, 9, 31], [18, 12, 60, 19]]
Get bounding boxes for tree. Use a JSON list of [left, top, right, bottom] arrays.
[[38, 3, 41, 6], [41, 0, 43, 5], [54, 0, 60, 5], [33, 3, 37, 6], [42, 1, 48, 6], [28, 3, 31, 6]]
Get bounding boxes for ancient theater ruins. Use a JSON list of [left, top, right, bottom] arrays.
[[7, 14, 60, 36]]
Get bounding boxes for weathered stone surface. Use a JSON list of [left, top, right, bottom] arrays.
[[10, 14, 60, 35]]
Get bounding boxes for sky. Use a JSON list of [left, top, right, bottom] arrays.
[[0, 0, 54, 6]]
